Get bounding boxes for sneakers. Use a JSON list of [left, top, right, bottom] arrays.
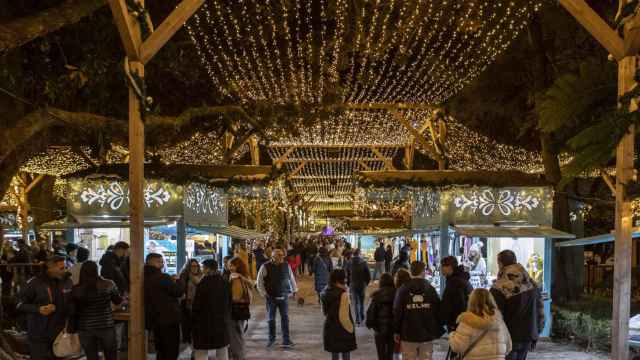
[[282, 341, 295, 349]]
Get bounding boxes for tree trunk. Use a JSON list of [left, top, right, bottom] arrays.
[[529, 14, 583, 302], [0, 0, 106, 53]]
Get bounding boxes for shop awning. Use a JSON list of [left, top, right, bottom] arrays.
[[555, 229, 640, 248], [197, 225, 268, 240], [454, 225, 575, 239], [40, 218, 175, 230], [349, 229, 408, 237]]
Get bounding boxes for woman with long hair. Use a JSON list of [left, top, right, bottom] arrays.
[[228, 256, 254, 360], [322, 269, 357, 360], [179, 259, 203, 344], [72, 260, 122, 360], [448, 288, 512, 359]]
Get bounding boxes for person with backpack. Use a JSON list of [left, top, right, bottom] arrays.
[[228, 257, 254, 360], [322, 269, 357, 360], [256, 247, 298, 348], [393, 261, 444, 360], [192, 259, 230, 360], [448, 288, 512, 359], [366, 273, 396, 360], [72, 261, 123, 360], [313, 246, 333, 304], [391, 251, 410, 276], [349, 248, 371, 326], [373, 241, 387, 280]]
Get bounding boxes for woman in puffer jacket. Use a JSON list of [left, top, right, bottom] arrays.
[[365, 273, 396, 360], [449, 288, 512, 360]]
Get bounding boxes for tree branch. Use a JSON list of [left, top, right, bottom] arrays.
[[0, 0, 107, 54]]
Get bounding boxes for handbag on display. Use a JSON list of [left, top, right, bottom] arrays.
[[52, 325, 82, 358]]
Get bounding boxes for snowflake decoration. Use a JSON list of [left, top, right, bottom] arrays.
[[184, 183, 226, 217], [414, 190, 440, 218], [454, 189, 540, 216], [80, 182, 171, 210]]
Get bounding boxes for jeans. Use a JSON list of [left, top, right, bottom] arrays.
[[228, 319, 246, 360], [373, 261, 385, 280], [331, 352, 351, 360], [401, 341, 433, 360], [153, 323, 181, 360], [506, 342, 531, 360], [374, 333, 394, 360], [194, 346, 229, 360], [28, 338, 55, 360], [351, 288, 365, 325], [266, 297, 291, 344], [79, 328, 118, 360]]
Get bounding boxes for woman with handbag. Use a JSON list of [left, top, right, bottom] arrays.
[[228, 257, 253, 360], [72, 260, 123, 360], [448, 289, 512, 360]]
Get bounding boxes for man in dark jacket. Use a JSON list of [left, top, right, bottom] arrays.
[[440, 256, 473, 332], [191, 259, 230, 359], [491, 250, 545, 360], [373, 241, 386, 280], [253, 241, 268, 276], [99, 241, 129, 294], [349, 248, 371, 325], [144, 253, 184, 360], [17, 256, 73, 360], [393, 261, 444, 360]]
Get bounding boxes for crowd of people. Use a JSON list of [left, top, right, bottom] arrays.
[[3, 235, 545, 360]]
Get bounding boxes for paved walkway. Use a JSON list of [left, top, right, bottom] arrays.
[[177, 275, 607, 360]]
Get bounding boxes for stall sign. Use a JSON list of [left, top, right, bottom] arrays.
[[446, 186, 552, 225], [183, 183, 228, 226], [0, 212, 33, 228], [67, 179, 184, 218]]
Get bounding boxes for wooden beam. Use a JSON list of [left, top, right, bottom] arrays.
[[287, 162, 307, 178], [624, 14, 640, 56], [222, 129, 256, 164], [107, 0, 142, 59], [268, 143, 401, 149], [249, 135, 260, 165], [558, 0, 625, 61], [140, 0, 206, 64], [392, 111, 442, 165], [358, 170, 550, 187], [358, 160, 372, 171], [274, 147, 296, 167], [24, 174, 45, 194], [370, 146, 395, 170], [282, 158, 391, 163], [612, 55, 636, 360], [404, 143, 414, 170], [600, 169, 616, 195], [340, 102, 434, 111]]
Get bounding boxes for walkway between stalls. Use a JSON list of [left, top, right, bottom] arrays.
[[173, 275, 606, 360]]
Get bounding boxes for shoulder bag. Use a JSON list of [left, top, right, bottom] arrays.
[[458, 327, 491, 359], [49, 286, 82, 358]]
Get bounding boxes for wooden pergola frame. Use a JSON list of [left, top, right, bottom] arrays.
[[557, 1, 637, 358]]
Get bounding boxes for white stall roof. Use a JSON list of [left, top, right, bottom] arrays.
[[198, 225, 268, 240], [555, 229, 640, 247], [455, 225, 575, 239]]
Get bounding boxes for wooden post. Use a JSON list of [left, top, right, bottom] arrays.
[[612, 56, 636, 360], [128, 59, 146, 359]]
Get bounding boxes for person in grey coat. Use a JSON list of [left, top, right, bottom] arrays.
[[313, 246, 333, 304]]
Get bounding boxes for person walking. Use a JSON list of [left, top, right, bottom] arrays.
[[490, 250, 544, 360], [349, 248, 371, 326], [440, 256, 473, 333], [144, 253, 184, 360], [306, 240, 318, 276], [179, 259, 203, 345], [72, 261, 123, 360], [448, 288, 512, 359], [69, 246, 90, 285], [99, 241, 129, 295], [192, 259, 231, 360], [17, 256, 73, 360], [366, 273, 396, 360], [253, 242, 268, 278], [391, 251, 410, 276], [384, 245, 393, 274], [322, 269, 357, 360], [313, 246, 333, 304], [373, 241, 386, 280], [228, 257, 254, 360], [257, 247, 298, 348], [393, 261, 444, 360]]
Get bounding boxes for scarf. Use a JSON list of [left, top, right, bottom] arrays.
[[492, 264, 536, 299]]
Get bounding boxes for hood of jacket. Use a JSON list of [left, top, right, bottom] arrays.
[[492, 264, 536, 299], [457, 311, 503, 330], [405, 277, 430, 293], [144, 264, 161, 276], [371, 286, 396, 303]]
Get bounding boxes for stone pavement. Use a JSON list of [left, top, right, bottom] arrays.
[[176, 275, 608, 360]]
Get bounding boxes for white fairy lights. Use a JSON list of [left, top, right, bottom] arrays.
[[186, 0, 541, 105]]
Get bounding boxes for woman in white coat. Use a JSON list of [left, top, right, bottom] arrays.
[[449, 288, 512, 360]]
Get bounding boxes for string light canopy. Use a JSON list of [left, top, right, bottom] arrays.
[[186, 0, 542, 105]]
